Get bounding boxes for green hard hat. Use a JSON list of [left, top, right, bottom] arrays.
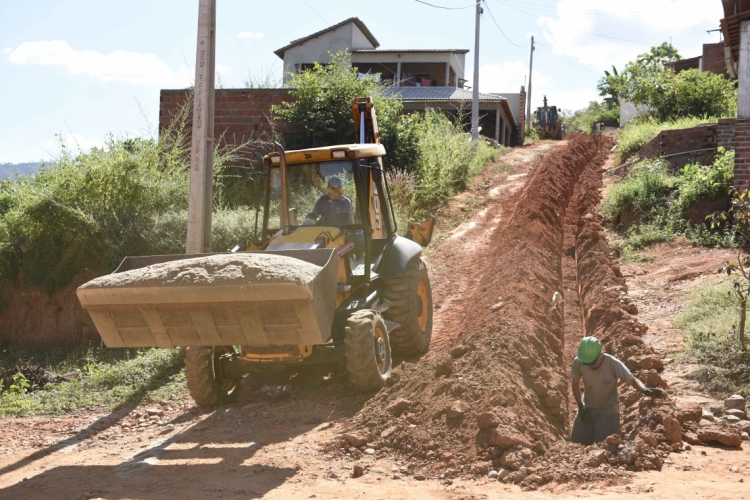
[[578, 336, 602, 364]]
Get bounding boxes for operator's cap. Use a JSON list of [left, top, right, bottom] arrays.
[[577, 336, 602, 364], [328, 177, 342, 187]]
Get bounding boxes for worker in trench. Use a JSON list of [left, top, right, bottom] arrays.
[[570, 336, 666, 445]]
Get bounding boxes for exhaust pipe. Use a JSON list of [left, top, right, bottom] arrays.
[[274, 141, 290, 235]]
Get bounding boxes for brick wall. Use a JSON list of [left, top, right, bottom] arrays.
[[159, 88, 295, 154], [735, 119, 750, 188], [718, 118, 736, 148], [638, 123, 718, 170], [703, 42, 729, 77]]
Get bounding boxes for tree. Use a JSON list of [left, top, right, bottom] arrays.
[[628, 68, 736, 121], [612, 42, 736, 121], [272, 51, 402, 149], [597, 65, 625, 110], [271, 50, 422, 171]]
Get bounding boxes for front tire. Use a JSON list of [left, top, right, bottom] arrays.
[[382, 258, 433, 356], [345, 310, 392, 392], [184, 346, 242, 407]]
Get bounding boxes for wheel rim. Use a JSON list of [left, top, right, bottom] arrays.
[[417, 280, 430, 332], [214, 346, 237, 392], [374, 326, 388, 374]]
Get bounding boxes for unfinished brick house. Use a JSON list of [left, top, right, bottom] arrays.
[[160, 17, 523, 150]]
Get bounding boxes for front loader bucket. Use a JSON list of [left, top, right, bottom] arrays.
[[76, 249, 338, 349]]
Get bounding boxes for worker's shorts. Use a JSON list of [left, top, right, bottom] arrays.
[[570, 410, 620, 445]]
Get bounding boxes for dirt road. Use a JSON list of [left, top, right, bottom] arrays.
[[2, 139, 750, 499]]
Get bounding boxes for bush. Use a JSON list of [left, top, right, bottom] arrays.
[[272, 50, 420, 171], [676, 282, 750, 395], [627, 68, 737, 122], [616, 116, 715, 163], [602, 160, 675, 222], [0, 101, 258, 294], [563, 101, 620, 134], [604, 149, 736, 251]]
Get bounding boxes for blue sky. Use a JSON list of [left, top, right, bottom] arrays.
[[0, 0, 724, 163]]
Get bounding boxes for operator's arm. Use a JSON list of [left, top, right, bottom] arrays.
[[306, 197, 325, 220]]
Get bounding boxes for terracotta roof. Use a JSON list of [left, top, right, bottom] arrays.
[[274, 18, 379, 59], [352, 49, 469, 54], [385, 86, 507, 102]]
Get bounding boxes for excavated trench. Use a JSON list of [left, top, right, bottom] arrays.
[[334, 134, 719, 489]]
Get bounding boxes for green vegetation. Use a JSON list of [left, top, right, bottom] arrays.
[[0, 106, 260, 294], [274, 51, 500, 222], [609, 42, 736, 123], [0, 347, 186, 416], [562, 101, 620, 134], [603, 149, 737, 252], [616, 116, 717, 164], [272, 51, 413, 166], [677, 282, 750, 395]]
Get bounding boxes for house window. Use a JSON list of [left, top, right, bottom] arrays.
[[299, 63, 328, 72]]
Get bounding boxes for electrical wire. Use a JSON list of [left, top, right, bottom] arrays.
[[500, 0, 644, 16], [299, 0, 330, 24], [493, 0, 655, 45], [482, 0, 524, 47], [414, 0, 477, 9], [534, 40, 602, 76]]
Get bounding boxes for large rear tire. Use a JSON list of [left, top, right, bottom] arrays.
[[382, 258, 433, 356], [184, 346, 242, 407], [345, 310, 392, 392]]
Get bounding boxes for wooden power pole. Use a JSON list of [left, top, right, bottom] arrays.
[[187, 0, 217, 254], [470, 0, 481, 142], [526, 36, 535, 132]]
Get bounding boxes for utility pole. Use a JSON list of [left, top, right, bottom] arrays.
[[187, 0, 217, 254], [526, 36, 535, 132], [471, 0, 482, 142]]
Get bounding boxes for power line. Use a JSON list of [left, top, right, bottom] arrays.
[[414, 0, 477, 10], [500, 0, 645, 16], [535, 39, 602, 76], [493, 0, 655, 45], [482, 0, 524, 47], [299, 0, 329, 24]]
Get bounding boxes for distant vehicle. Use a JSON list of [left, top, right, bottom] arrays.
[[533, 95, 565, 140]]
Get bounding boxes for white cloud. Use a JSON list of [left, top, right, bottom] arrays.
[[1, 48, 11, 54], [537, 88, 601, 112], [64, 133, 105, 152], [5, 40, 191, 86], [44, 133, 106, 153], [238, 32, 264, 39], [537, 0, 724, 70], [480, 60, 599, 110], [480, 61, 549, 93]]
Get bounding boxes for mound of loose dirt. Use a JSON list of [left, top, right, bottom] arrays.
[[331, 134, 603, 486], [80, 253, 322, 289], [332, 134, 736, 490]]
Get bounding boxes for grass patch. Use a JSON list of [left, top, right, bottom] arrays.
[[676, 282, 750, 395], [619, 246, 656, 264], [0, 346, 186, 417], [604, 149, 737, 254], [616, 116, 715, 164]]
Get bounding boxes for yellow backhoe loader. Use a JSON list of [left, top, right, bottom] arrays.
[[77, 97, 435, 406]]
